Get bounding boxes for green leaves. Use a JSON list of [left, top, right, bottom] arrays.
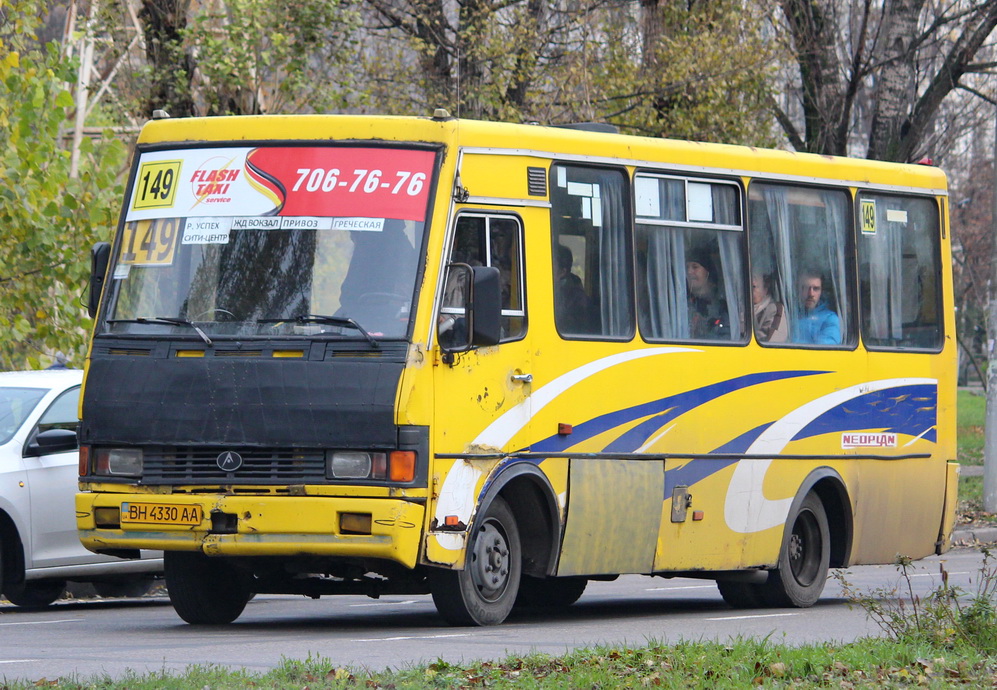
[[0, 0, 126, 370]]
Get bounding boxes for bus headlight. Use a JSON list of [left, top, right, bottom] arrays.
[[94, 448, 143, 477], [328, 451, 381, 479], [326, 451, 415, 481]]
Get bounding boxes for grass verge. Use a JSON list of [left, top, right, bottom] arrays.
[[4, 638, 995, 689], [957, 389, 985, 467]]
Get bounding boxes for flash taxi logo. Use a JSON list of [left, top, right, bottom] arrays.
[[190, 157, 241, 206]]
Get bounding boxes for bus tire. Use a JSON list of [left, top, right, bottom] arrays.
[[716, 580, 764, 609], [515, 576, 587, 608], [429, 496, 521, 626], [761, 493, 830, 608], [165, 552, 251, 624]]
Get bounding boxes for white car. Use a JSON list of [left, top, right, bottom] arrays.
[[0, 369, 162, 607]]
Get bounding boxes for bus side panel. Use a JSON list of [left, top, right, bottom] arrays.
[[556, 459, 662, 576]]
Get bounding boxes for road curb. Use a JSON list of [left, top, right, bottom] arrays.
[[952, 527, 997, 546]]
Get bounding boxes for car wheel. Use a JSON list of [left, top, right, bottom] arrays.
[[4, 579, 66, 608], [165, 552, 252, 624], [515, 575, 587, 608], [760, 493, 830, 607], [429, 496, 521, 626]]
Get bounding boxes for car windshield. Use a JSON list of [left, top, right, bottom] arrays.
[[99, 145, 436, 341], [0, 387, 47, 445]]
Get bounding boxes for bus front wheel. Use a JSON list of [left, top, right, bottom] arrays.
[[165, 552, 252, 624], [429, 496, 522, 626], [761, 493, 830, 607]]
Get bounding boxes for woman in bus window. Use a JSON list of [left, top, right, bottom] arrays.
[[685, 248, 728, 339], [751, 272, 787, 343]]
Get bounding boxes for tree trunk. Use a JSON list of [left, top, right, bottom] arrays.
[[139, 0, 197, 117], [779, 0, 847, 155], [865, 0, 925, 162]]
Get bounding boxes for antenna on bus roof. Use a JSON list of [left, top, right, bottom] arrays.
[[151, 109, 170, 120]]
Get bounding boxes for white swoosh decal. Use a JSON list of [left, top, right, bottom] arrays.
[[723, 377, 936, 534]]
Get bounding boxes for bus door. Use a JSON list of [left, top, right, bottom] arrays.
[[542, 162, 663, 577], [430, 211, 533, 540]]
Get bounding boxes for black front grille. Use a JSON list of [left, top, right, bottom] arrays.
[[142, 447, 326, 484]]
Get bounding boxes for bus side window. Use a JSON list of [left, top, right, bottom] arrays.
[[550, 164, 634, 339], [857, 194, 942, 350], [444, 213, 526, 342], [634, 175, 746, 343], [747, 183, 853, 347]]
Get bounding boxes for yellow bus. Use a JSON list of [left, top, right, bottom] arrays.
[[77, 112, 957, 626]]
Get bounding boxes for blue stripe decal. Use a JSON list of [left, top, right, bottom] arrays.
[[663, 422, 771, 497], [531, 370, 827, 453], [792, 384, 937, 443]]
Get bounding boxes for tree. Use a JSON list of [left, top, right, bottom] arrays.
[[572, 0, 780, 143], [183, 0, 363, 115], [363, 0, 779, 145], [0, 0, 126, 369], [774, 0, 997, 163]]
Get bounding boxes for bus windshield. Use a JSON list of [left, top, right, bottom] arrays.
[[100, 145, 436, 340]]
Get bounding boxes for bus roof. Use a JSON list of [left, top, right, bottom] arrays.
[[136, 114, 948, 194]]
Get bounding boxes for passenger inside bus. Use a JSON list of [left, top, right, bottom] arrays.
[[337, 220, 416, 335], [555, 244, 591, 334], [685, 248, 729, 339], [792, 270, 841, 345], [751, 272, 787, 343]]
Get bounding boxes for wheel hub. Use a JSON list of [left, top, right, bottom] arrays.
[[470, 521, 509, 601]]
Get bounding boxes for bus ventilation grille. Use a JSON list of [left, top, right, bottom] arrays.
[[527, 167, 547, 197], [141, 447, 326, 483]]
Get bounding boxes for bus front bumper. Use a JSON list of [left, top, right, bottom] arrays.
[[76, 492, 425, 568]]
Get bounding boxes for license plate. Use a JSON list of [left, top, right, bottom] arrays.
[[120, 502, 203, 526]]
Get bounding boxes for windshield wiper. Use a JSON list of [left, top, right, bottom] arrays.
[[258, 314, 379, 349], [107, 317, 213, 347]]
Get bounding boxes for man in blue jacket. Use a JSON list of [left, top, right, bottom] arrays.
[[793, 270, 841, 345]]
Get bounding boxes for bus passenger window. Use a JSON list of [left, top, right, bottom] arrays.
[[443, 213, 526, 342], [857, 194, 941, 349], [634, 175, 745, 342], [748, 183, 852, 347], [550, 164, 633, 339]]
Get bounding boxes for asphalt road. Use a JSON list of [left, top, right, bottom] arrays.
[[0, 547, 986, 682]]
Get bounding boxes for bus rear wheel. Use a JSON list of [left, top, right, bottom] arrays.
[[165, 552, 252, 624], [761, 493, 830, 608], [429, 496, 521, 626]]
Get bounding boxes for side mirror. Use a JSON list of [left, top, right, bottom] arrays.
[[88, 242, 111, 318], [469, 265, 501, 346], [438, 264, 501, 359], [24, 428, 79, 457]]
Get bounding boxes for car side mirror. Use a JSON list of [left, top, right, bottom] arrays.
[[24, 428, 79, 457], [88, 242, 111, 318]]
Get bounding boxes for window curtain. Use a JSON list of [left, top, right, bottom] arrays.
[[867, 200, 903, 341], [644, 179, 687, 339], [713, 185, 743, 340], [761, 186, 800, 322], [596, 171, 630, 335], [821, 191, 851, 342]]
